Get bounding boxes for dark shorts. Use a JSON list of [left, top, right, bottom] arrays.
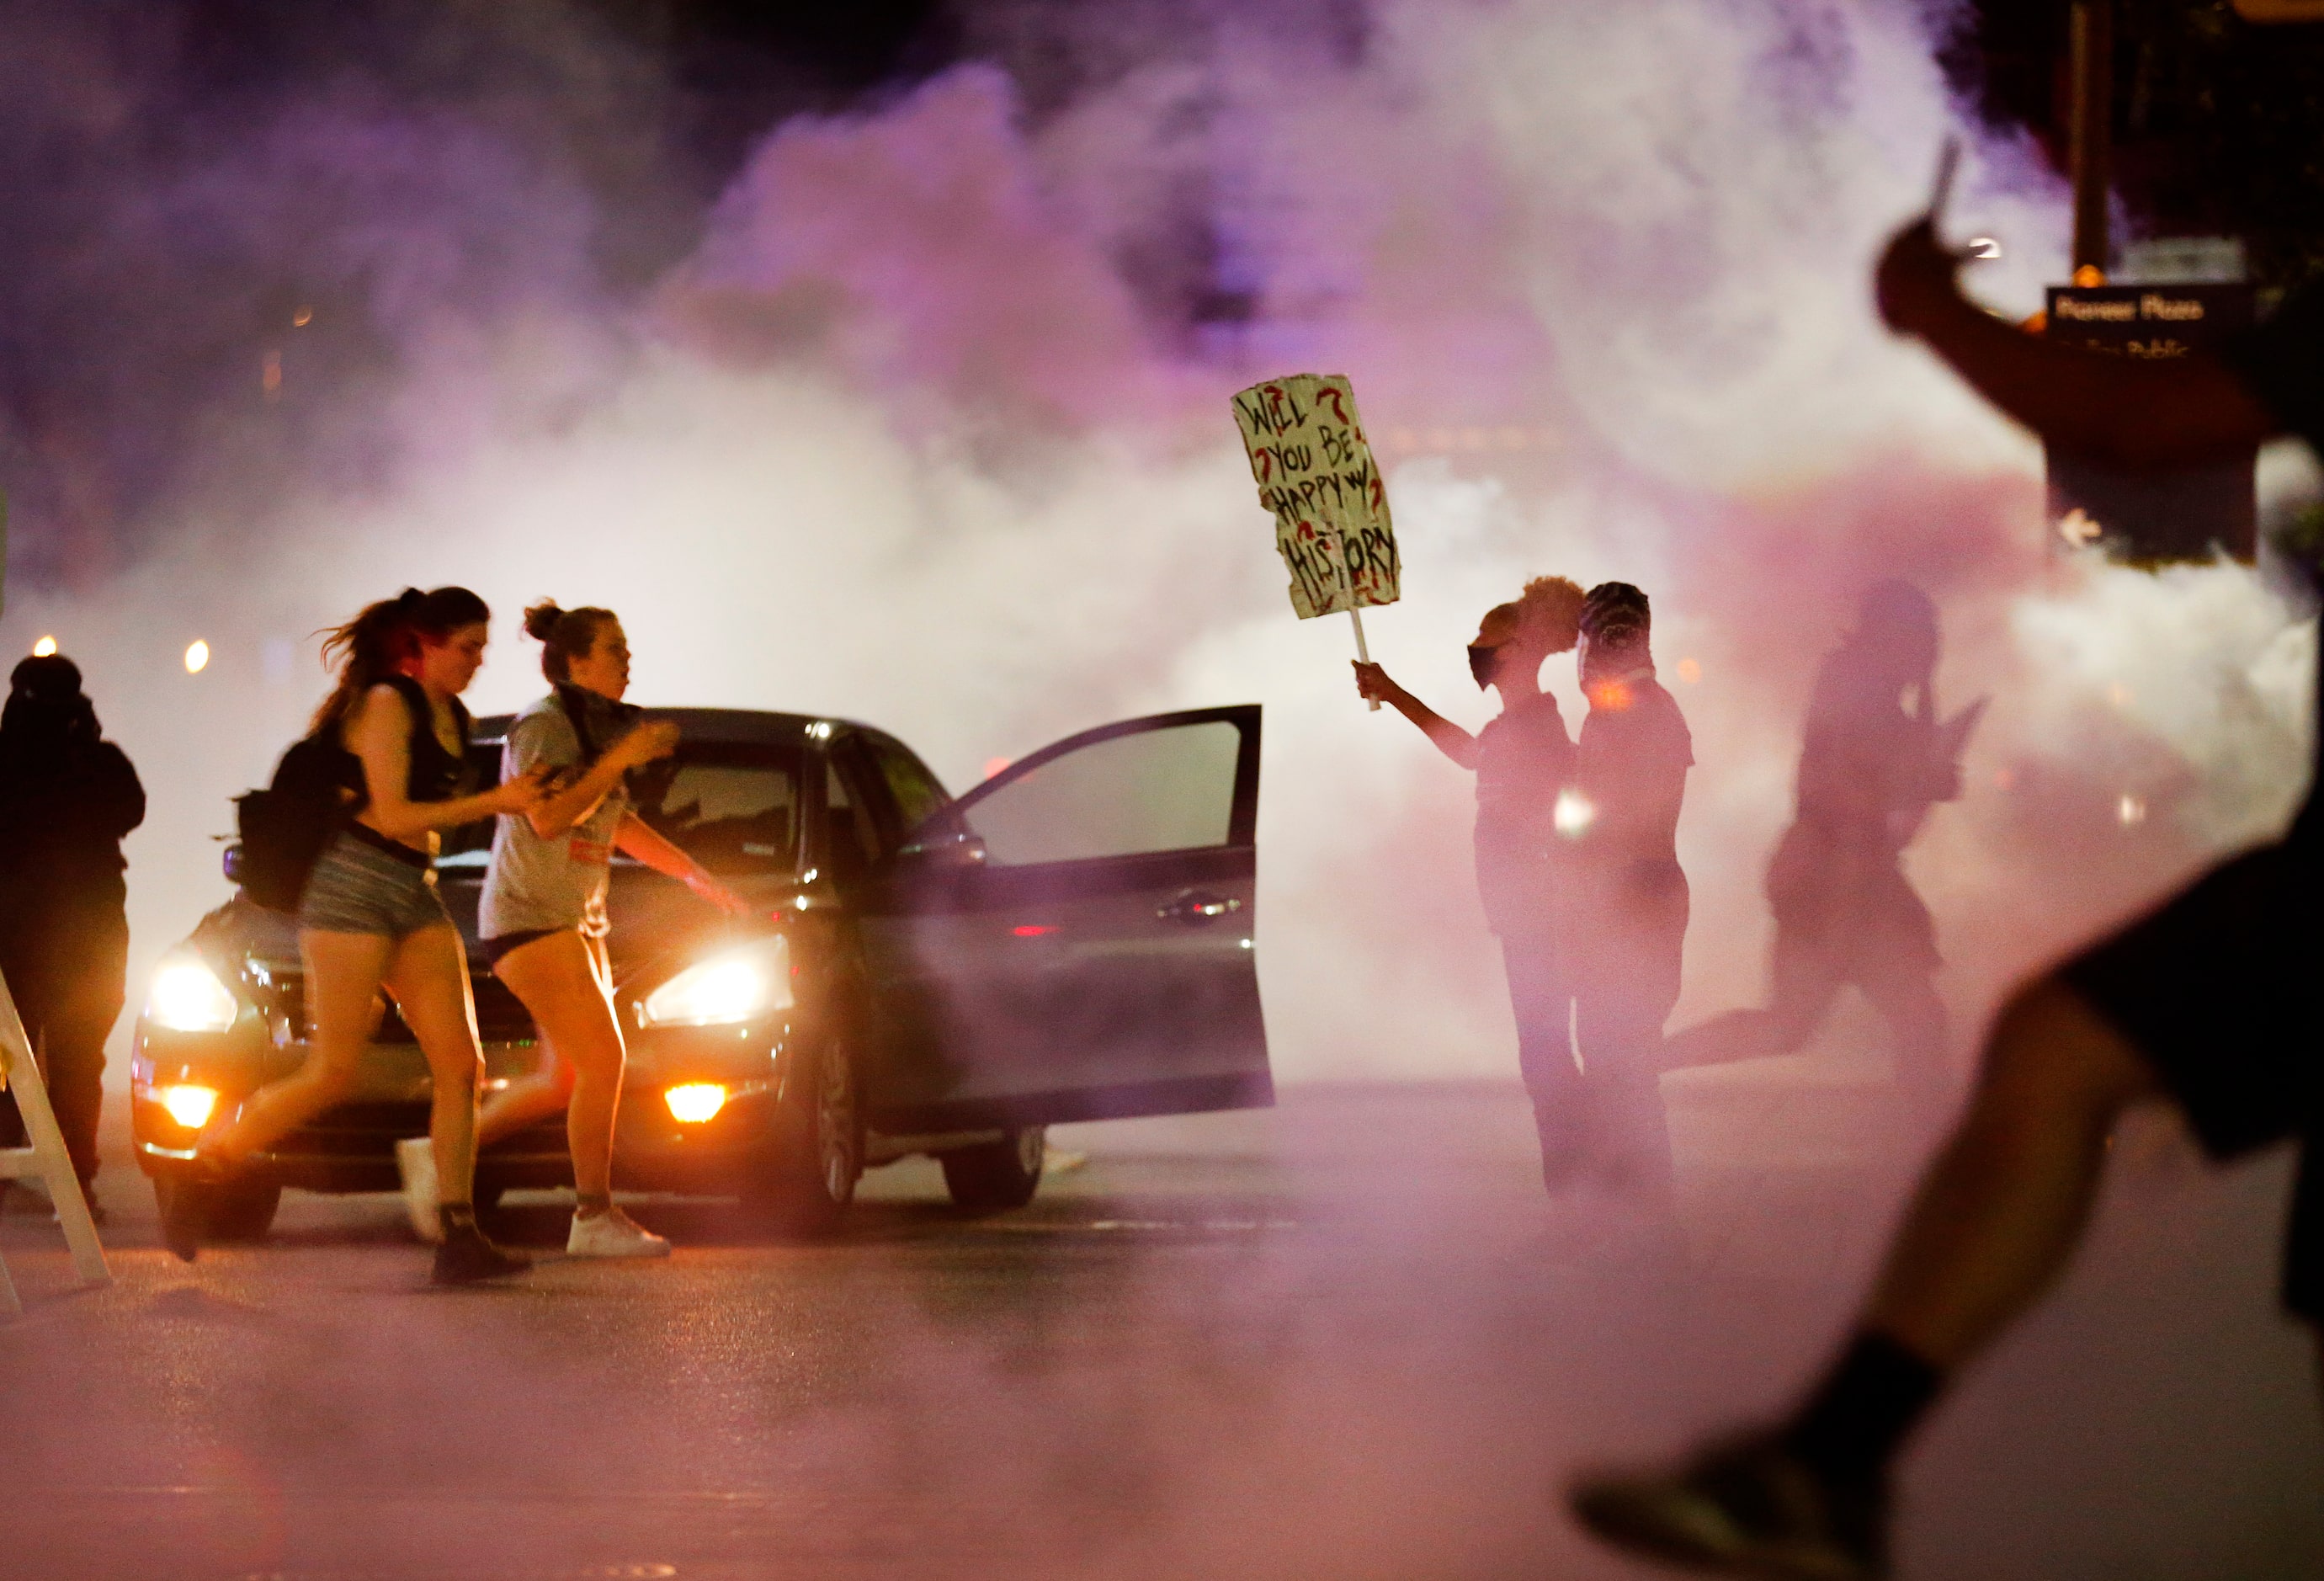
[[476, 928, 561, 969], [2062, 840, 2323, 1319], [297, 828, 451, 940]]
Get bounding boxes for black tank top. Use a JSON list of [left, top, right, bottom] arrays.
[[380, 674, 473, 804]]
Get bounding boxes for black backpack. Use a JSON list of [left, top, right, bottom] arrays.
[[233, 735, 357, 913]]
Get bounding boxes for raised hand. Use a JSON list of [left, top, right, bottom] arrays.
[[612, 719, 682, 769]]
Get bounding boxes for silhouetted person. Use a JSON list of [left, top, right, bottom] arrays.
[[1356, 576, 1591, 1192], [1663, 580, 1970, 1128], [1571, 215, 2321, 1581], [0, 655, 144, 1208], [1565, 583, 1691, 1204]]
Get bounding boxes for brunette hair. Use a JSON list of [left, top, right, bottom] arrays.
[[1484, 574, 1585, 654], [523, 600, 618, 684], [311, 586, 492, 733]]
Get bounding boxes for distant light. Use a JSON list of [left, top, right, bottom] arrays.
[[2117, 793, 2147, 827], [665, 1083, 727, 1124], [982, 757, 1011, 780], [2071, 264, 2108, 288], [31, 635, 56, 657], [291, 306, 313, 327], [262, 350, 282, 401], [1553, 788, 1597, 838], [1673, 657, 1702, 685], [1965, 236, 2002, 260], [2058, 508, 2103, 548], [184, 640, 210, 674], [807, 720, 833, 740], [793, 894, 810, 911], [1012, 924, 1057, 938]]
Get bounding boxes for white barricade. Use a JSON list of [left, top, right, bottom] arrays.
[[0, 966, 112, 1316]]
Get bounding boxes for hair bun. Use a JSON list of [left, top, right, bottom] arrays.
[[523, 599, 566, 642]]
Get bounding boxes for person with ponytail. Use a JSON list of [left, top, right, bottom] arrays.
[[168, 587, 547, 1283], [1353, 575, 1593, 1193], [398, 600, 747, 1259], [1662, 579, 1958, 1126]]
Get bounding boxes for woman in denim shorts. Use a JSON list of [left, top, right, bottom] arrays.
[[168, 587, 546, 1284]]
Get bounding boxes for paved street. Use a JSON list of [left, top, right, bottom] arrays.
[[3, 1075, 2321, 1580]]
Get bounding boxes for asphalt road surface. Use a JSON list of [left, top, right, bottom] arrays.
[[3, 1073, 2321, 1580]]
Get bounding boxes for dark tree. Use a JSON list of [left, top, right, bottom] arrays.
[[1940, 1, 2324, 288]]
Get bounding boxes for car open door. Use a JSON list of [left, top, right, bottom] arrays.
[[856, 705, 1268, 1131]]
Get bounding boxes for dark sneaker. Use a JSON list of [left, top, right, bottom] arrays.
[[159, 1166, 222, 1264], [1570, 1433, 1886, 1580], [430, 1222, 532, 1286]]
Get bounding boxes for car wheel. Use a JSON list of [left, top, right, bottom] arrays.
[[156, 1176, 283, 1243], [940, 1126, 1046, 1212], [745, 1030, 862, 1237]]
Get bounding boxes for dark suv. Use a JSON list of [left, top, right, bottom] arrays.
[[130, 705, 1271, 1237]]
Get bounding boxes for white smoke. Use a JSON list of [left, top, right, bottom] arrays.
[[4, 0, 2310, 1089]]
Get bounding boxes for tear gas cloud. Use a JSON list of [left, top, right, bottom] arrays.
[[3, 0, 2311, 1086]]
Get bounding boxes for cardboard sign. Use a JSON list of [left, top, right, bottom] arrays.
[[1231, 374, 1400, 618]]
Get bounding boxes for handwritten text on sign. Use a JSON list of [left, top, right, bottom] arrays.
[[1232, 374, 1400, 619]]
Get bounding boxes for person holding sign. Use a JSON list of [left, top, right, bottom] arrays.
[[1353, 576, 1591, 1193]]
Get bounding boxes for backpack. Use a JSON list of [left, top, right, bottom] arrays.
[[233, 735, 357, 913]]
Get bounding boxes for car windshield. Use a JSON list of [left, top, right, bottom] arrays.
[[625, 743, 803, 877]]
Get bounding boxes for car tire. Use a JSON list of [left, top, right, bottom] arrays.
[[156, 1175, 283, 1243], [744, 1030, 863, 1238], [940, 1126, 1046, 1213]]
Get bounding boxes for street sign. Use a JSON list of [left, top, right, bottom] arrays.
[[2043, 282, 2258, 562]]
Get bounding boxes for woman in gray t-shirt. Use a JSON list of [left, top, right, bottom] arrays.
[[403, 601, 747, 1259]]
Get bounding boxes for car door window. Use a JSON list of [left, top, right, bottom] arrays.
[[824, 759, 885, 884], [869, 738, 949, 836], [960, 719, 1240, 866]]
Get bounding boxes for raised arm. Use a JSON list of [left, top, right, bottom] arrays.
[[527, 719, 679, 840], [1876, 220, 2276, 471], [351, 684, 540, 839], [614, 813, 753, 915], [1354, 661, 1480, 770]]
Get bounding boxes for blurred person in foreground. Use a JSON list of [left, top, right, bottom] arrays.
[[1355, 576, 1592, 1194], [1661, 578, 1969, 1132], [0, 655, 144, 1219], [1563, 583, 1693, 1209], [1570, 215, 2321, 1579]]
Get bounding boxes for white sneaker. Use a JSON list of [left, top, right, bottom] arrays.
[[566, 1206, 672, 1259], [395, 1137, 444, 1244]]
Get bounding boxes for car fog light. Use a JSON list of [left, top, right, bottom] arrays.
[[145, 957, 240, 1033], [665, 1083, 728, 1124], [158, 1084, 221, 1131]]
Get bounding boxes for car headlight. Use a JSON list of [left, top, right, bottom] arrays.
[[637, 936, 794, 1029], [144, 956, 240, 1034]]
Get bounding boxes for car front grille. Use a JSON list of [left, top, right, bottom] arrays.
[[245, 964, 537, 1044]]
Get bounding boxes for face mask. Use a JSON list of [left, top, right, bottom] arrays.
[[1467, 644, 1500, 689]]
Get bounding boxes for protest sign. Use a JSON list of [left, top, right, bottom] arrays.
[[1231, 373, 1400, 618], [1231, 374, 1399, 705]]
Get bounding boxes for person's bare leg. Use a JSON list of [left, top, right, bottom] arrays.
[[1662, 921, 1839, 1072], [208, 930, 394, 1162], [1862, 973, 2160, 1366], [381, 924, 485, 1211], [487, 931, 626, 1201]]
